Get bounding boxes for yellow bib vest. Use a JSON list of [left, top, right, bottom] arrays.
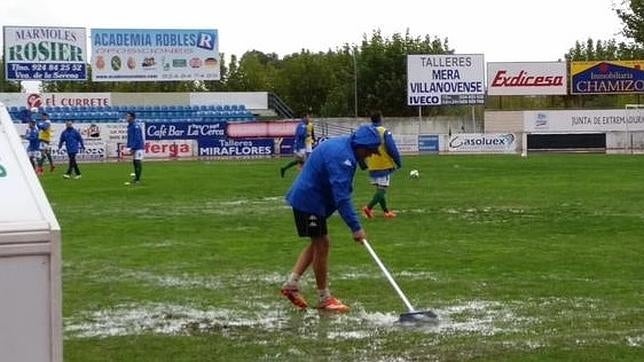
[[305, 122, 315, 147], [39, 126, 53, 143], [366, 126, 396, 171]]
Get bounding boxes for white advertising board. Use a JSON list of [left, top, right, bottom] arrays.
[[117, 140, 196, 159], [0, 92, 112, 109], [407, 54, 485, 106], [448, 133, 517, 153], [487, 62, 567, 95], [3, 26, 87, 81], [393, 134, 419, 153], [524, 110, 644, 132], [91, 29, 220, 82]]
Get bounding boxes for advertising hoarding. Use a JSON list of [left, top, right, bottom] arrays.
[[91, 29, 220, 82], [524, 110, 644, 132], [487, 62, 567, 96], [448, 133, 516, 153], [407, 54, 485, 106], [3, 26, 87, 81], [571, 60, 643, 94]]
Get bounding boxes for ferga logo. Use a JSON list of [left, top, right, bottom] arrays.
[[0, 164, 6, 177], [449, 134, 515, 149]]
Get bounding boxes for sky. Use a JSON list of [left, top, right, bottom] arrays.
[[1, 0, 626, 64]]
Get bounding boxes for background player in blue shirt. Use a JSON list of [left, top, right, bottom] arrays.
[[280, 117, 308, 177], [124, 112, 145, 185]]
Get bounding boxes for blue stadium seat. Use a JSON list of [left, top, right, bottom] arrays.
[[9, 106, 18, 112], [239, 104, 246, 111], [223, 105, 231, 111]]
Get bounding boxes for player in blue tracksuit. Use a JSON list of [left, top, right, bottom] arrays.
[[280, 124, 381, 313], [23, 120, 41, 171], [280, 118, 308, 177], [125, 112, 145, 185], [58, 120, 85, 179]]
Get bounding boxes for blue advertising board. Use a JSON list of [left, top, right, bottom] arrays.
[[418, 134, 439, 153], [571, 60, 644, 94], [145, 122, 226, 141], [277, 137, 295, 155], [198, 138, 274, 157], [3, 26, 88, 81]]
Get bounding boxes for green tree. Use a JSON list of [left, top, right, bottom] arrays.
[[356, 29, 451, 116], [615, 0, 644, 45], [0, 60, 24, 92], [274, 50, 334, 116]]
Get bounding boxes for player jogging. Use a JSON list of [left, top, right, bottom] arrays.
[[304, 113, 315, 158], [280, 117, 308, 177], [37, 113, 55, 173], [362, 112, 402, 219], [23, 120, 41, 173]]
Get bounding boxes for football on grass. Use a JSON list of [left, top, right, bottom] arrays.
[[409, 169, 420, 178]]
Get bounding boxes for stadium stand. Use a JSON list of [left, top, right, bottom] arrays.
[[8, 104, 254, 123]]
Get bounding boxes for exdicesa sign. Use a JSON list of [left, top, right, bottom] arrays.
[[487, 62, 567, 96]]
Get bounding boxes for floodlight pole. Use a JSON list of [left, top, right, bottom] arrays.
[[353, 49, 358, 119]]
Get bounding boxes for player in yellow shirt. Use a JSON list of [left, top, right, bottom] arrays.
[[304, 113, 316, 158], [362, 112, 402, 219], [37, 113, 56, 173]]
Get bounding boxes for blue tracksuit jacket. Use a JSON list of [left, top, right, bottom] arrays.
[[58, 127, 85, 154], [286, 136, 362, 232], [127, 121, 144, 150]]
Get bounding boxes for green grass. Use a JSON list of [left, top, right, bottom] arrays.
[[43, 155, 644, 361]]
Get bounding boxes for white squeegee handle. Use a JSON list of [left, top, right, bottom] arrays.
[[362, 239, 415, 313]]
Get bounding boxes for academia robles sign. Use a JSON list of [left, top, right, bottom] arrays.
[[407, 54, 485, 106], [91, 28, 220, 82], [487, 62, 567, 96], [3, 26, 87, 81]]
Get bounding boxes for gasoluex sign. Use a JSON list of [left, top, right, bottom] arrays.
[[198, 138, 273, 157], [145, 121, 226, 140], [448, 133, 516, 153]]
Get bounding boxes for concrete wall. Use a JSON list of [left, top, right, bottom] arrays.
[[316, 116, 479, 136], [484, 111, 523, 133]]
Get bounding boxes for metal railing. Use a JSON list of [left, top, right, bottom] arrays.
[[267, 93, 295, 119]]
